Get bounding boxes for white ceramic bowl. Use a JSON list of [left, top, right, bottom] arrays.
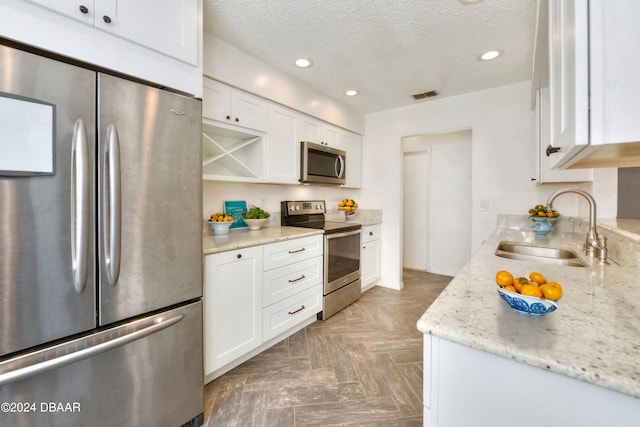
[[208, 220, 233, 235], [242, 218, 269, 230], [497, 287, 558, 315]]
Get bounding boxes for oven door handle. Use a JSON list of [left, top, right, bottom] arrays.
[[325, 228, 362, 240]]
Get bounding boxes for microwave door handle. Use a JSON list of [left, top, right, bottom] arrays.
[[103, 124, 121, 286], [71, 119, 89, 294], [335, 155, 345, 178]]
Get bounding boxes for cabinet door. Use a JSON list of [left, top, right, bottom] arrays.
[[548, 0, 590, 168], [266, 104, 300, 183], [340, 130, 362, 188], [361, 238, 381, 288], [204, 247, 263, 375], [533, 88, 592, 183], [202, 79, 233, 123], [321, 124, 340, 148], [231, 90, 269, 132], [301, 115, 322, 142], [93, 0, 198, 65], [26, 0, 94, 24]]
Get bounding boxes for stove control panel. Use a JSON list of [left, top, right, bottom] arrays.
[[281, 200, 325, 216]]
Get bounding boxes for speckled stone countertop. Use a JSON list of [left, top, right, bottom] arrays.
[[417, 218, 640, 400], [203, 226, 323, 255]]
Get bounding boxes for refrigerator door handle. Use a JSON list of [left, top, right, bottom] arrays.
[[0, 313, 184, 386], [103, 124, 122, 286], [72, 118, 89, 294]]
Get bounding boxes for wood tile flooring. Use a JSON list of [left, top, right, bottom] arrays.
[[203, 269, 451, 427]]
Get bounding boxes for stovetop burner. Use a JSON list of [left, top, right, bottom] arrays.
[[281, 201, 361, 234]]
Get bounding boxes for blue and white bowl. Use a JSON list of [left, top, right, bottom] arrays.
[[497, 288, 558, 315]]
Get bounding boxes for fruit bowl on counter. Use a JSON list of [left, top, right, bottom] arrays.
[[337, 198, 358, 218], [495, 270, 562, 316], [208, 212, 234, 235]]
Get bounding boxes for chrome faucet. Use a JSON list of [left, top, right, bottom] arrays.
[[546, 188, 608, 264]]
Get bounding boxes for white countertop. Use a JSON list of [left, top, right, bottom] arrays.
[[417, 223, 640, 400], [203, 226, 324, 255]]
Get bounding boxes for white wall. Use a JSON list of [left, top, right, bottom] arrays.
[[361, 81, 618, 290]]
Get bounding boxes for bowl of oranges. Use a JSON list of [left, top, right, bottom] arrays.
[[495, 270, 562, 315], [208, 212, 235, 235]]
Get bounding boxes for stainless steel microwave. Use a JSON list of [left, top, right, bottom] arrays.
[[300, 141, 346, 185]]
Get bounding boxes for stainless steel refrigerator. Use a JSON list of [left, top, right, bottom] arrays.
[[0, 44, 204, 426]]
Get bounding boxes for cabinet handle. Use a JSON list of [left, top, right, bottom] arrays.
[[288, 305, 305, 315], [545, 144, 561, 156], [226, 115, 230, 120], [288, 248, 306, 254], [369, 231, 374, 236], [236, 254, 242, 259], [288, 275, 306, 283], [79, 5, 89, 14], [103, 15, 112, 23], [235, 117, 239, 122], [531, 177, 537, 181]]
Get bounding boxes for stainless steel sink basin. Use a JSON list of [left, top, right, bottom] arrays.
[[495, 241, 587, 267]]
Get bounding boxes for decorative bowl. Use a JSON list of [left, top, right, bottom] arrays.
[[208, 220, 233, 235], [531, 217, 553, 236], [242, 218, 269, 230], [497, 288, 558, 315]]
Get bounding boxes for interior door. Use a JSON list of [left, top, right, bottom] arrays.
[[0, 44, 96, 355], [97, 73, 202, 325]]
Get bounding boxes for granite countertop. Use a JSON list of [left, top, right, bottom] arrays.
[[417, 220, 640, 399], [203, 226, 323, 255]]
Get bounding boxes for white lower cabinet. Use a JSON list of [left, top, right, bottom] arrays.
[[361, 224, 381, 288], [204, 246, 262, 376], [204, 234, 323, 380], [424, 336, 640, 427]]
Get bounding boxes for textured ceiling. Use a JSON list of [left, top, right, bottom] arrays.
[[203, 0, 537, 114]]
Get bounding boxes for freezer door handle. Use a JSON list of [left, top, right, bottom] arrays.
[[72, 119, 89, 294], [0, 313, 184, 386], [103, 124, 121, 286]]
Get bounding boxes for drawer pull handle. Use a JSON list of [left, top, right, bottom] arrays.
[[288, 275, 306, 283], [369, 232, 374, 236], [288, 305, 305, 315], [288, 248, 306, 254]]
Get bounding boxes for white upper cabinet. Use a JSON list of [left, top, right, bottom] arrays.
[[339, 129, 362, 188], [203, 79, 268, 132], [266, 104, 300, 184], [301, 115, 342, 149], [547, 0, 640, 169], [26, 0, 198, 65]]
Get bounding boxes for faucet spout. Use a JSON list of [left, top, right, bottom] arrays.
[[546, 188, 607, 263]]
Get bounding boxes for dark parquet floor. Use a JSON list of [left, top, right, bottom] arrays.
[[203, 269, 451, 427]]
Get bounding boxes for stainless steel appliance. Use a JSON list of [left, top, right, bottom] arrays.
[[0, 43, 203, 427], [281, 200, 361, 319], [300, 141, 346, 185]]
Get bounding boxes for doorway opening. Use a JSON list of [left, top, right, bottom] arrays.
[[402, 130, 472, 277]]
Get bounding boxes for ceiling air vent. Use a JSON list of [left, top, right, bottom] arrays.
[[412, 90, 439, 100]]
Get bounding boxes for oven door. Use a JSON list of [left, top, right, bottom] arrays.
[[324, 229, 361, 294]]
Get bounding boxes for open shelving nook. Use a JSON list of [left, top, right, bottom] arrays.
[[202, 119, 266, 182]]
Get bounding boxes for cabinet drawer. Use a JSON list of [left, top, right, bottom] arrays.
[[263, 256, 323, 306], [361, 224, 381, 244], [263, 235, 323, 270], [263, 285, 322, 341]]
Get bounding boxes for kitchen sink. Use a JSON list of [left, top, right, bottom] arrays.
[[495, 242, 587, 267]]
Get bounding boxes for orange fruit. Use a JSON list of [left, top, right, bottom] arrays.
[[529, 272, 547, 285], [540, 284, 562, 301], [512, 277, 528, 293], [521, 284, 543, 298], [503, 285, 516, 293], [537, 211, 547, 217], [495, 270, 514, 287]]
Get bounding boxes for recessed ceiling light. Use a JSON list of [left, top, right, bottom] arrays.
[[345, 89, 358, 96], [295, 58, 313, 68], [479, 50, 502, 61]]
